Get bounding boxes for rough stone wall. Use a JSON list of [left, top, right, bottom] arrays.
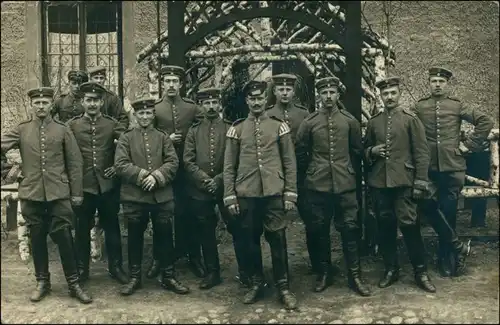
[[362, 1, 499, 126], [1, 1, 29, 130]]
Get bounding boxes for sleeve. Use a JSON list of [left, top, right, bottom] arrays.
[[151, 134, 179, 187], [460, 104, 494, 152], [223, 127, 240, 206], [51, 98, 61, 118], [112, 120, 127, 140], [295, 120, 311, 173], [182, 127, 211, 187], [278, 122, 298, 203], [1, 125, 21, 159], [112, 95, 130, 130], [63, 126, 84, 197], [363, 120, 377, 166], [349, 117, 363, 172], [409, 117, 431, 190], [114, 133, 149, 186]]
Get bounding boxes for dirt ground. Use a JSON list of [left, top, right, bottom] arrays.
[[1, 207, 499, 324]]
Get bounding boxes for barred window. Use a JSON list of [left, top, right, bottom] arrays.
[[40, 1, 123, 98]]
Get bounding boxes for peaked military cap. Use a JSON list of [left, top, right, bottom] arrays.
[[27, 87, 54, 99], [315, 76, 341, 91], [243, 80, 268, 96], [428, 67, 453, 80], [160, 65, 185, 78], [79, 82, 107, 96], [375, 77, 401, 90], [68, 70, 89, 82], [131, 98, 157, 111], [88, 66, 107, 77], [197, 87, 221, 101], [272, 74, 297, 87]]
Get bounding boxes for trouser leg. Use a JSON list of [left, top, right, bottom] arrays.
[[74, 194, 96, 282]]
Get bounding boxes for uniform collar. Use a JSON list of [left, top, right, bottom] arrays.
[[247, 112, 269, 121], [320, 105, 339, 116], [385, 105, 402, 115], [274, 102, 292, 111], [138, 124, 155, 132], [164, 94, 181, 104], [33, 114, 53, 127], [84, 112, 102, 122], [204, 114, 221, 122]]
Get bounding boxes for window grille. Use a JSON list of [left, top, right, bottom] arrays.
[[41, 1, 123, 98]]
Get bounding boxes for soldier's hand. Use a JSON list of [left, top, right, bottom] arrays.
[[228, 204, 240, 216], [71, 196, 84, 206], [104, 166, 116, 178], [204, 179, 217, 194], [141, 175, 157, 191], [284, 200, 295, 212], [412, 188, 427, 200], [371, 144, 387, 158], [169, 132, 183, 144], [458, 142, 470, 155]]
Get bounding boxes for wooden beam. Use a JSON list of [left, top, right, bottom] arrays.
[[167, 1, 186, 68]]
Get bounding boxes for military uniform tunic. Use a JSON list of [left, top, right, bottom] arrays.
[[114, 125, 178, 204], [101, 90, 129, 130], [266, 103, 309, 144], [52, 92, 85, 123]]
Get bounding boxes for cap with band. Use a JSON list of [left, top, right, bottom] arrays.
[[197, 87, 221, 101], [131, 98, 157, 111], [88, 66, 107, 77], [428, 67, 453, 80], [375, 77, 401, 90], [243, 80, 268, 96], [27, 87, 54, 99], [272, 73, 297, 87]]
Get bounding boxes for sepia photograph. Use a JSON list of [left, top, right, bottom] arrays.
[[1, 1, 498, 324]]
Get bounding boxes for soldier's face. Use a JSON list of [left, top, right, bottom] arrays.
[[91, 74, 106, 86], [201, 99, 221, 115], [69, 80, 82, 94], [380, 86, 401, 109], [134, 108, 155, 128], [31, 97, 53, 119], [274, 85, 294, 104], [82, 93, 104, 116], [246, 92, 267, 115], [429, 76, 448, 96], [319, 87, 339, 108], [163, 76, 182, 97]]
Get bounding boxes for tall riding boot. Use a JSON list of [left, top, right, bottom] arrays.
[[400, 226, 436, 293], [146, 228, 161, 279], [74, 209, 91, 283], [199, 220, 222, 290], [188, 231, 207, 279], [266, 230, 297, 310], [29, 224, 51, 302], [450, 237, 471, 277], [377, 219, 399, 288], [104, 221, 128, 284], [50, 227, 92, 304], [305, 228, 320, 274], [243, 237, 266, 304], [437, 240, 452, 277], [120, 222, 144, 296], [341, 230, 372, 297], [161, 264, 190, 294], [314, 226, 333, 292], [232, 234, 251, 287]]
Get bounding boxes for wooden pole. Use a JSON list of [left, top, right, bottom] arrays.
[[167, 1, 186, 95], [156, 1, 162, 98]]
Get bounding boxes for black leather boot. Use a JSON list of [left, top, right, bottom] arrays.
[[452, 239, 471, 276], [414, 265, 436, 293], [74, 208, 92, 284], [50, 227, 92, 304], [146, 230, 161, 279], [341, 231, 372, 297], [189, 257, 207, 278], [161, 265, 190, 294], [199, 219, 221, 290], [243, 274, 266, 304], [120, 223, 143, 296], [314, 267, 333, 292], [29, 224, 51, 302], [437, 241, 452, 277], [377, 219, 399, 288], [314, 226, 333, 292], [103, 219, 128, 284], [277, 280, 298, 310]]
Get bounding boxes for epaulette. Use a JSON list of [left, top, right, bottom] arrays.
[[306, 111, 319, 120], [67, 113, 85, 123], [182, 97, 196, 104], [154, 127, 167, 135], [295, 103, 308, 111], [53, 118, 67, 126], [124, 127, 135, 134], [18, 117, 33, 126], [447, 96, 461, 102], [340, 109, 355, 120], [102, 114, 118, 122], [191, 119, 202, 127], [154, 97, 163, 105], [402, 108, 417, 118], [266, 105, 275, 110], [270, 115, 284, 123], [369, 110, 383, 119], [231, 118, 245, 126], [223, 118, 233, 124], [417, 95, 431, 102]]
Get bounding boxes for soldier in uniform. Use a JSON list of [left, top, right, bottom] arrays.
[[295, 77, 371, 297], [364, 77, 436, 292], [52, 70, 88, 122], [183, 87, 231, 290], [223, 80, 298, 310], [152, 65, 204, 279], [1, 87, 92, 304], [266, 73, 313, 273], [413, 67, 492, 276], [115, 98, 190, 296], [67, 82, 128, 285]]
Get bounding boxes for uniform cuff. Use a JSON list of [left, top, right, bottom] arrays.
[[223, 195, 237, 206], [136, 169, 149, 186], [284, 191, 298, 203], [413, 180, 430, 191], [151, 170, 166, 187]]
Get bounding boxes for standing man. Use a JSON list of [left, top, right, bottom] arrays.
[[223, 80, 298, 310], [1, 87, 92, 304], [153, 65, 204, 279], [67, 82, 128, 285], [52, 70, 88, 122], [115, 98, 190, 296], [364, 77, 435, 292], [266, 73, 313, 272], [414, 67, 492, 276], [183, 88, 231, 290], [295, 77, 371, 297]]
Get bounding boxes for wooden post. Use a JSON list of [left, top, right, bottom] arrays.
[[167, 1, 186, 95]]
